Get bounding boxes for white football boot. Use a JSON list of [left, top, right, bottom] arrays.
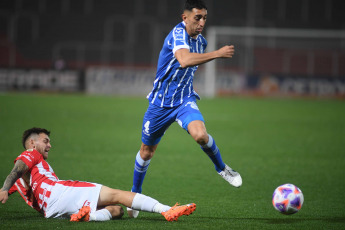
[[127, 207, 139, 218], [218, 164, 242, 187]]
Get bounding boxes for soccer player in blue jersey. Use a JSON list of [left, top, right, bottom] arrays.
[[128, 0, 242, 218]]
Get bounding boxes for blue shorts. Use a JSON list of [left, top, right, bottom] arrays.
[[141, 97, 205, 146]]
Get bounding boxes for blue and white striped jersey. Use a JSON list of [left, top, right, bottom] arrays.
[[147, 21, 207, 108]]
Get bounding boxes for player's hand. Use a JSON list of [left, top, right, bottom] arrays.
[[217, 45, 235, 58], [0, 189, 9, 204]]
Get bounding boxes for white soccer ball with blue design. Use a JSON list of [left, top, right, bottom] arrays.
[[272, 183, 304, 215]]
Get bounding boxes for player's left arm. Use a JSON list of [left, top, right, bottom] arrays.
[[0, 160, 29, 204], [175, 45, 235, 68]]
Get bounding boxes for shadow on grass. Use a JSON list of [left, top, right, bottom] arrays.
[[264, 216, 345, 224], [196, 216, 345, 224], [121, 216, 171, 222], [0, 212, 42, 221], [2, 213, 344, 226]]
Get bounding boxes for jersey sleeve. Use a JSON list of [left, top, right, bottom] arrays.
[[172, 27, 190, 54], [15, 149, 41, 170], [8, 183, 18, 195], [10, 178, 38, 210]]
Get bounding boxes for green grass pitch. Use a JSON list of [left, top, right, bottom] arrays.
[[0, 93, 344, 229]]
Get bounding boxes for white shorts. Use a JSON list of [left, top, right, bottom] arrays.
[[44, 180, 102, 218]]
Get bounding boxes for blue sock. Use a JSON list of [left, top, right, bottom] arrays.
[[201, 134, 225, 172], [132, 151, 151, 193]]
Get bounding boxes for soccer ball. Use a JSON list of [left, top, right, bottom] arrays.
[[272, 183, 304, 215]]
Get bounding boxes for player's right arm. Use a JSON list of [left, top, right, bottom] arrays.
[[0, 160, 29, 204], [175, 45, 235, 68]]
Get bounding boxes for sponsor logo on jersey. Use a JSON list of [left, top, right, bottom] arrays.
[[175, 28, 184, 40]]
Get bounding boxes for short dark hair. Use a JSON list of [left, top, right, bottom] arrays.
[[184, 0, 207, 11], [22, 127, 50, 149]]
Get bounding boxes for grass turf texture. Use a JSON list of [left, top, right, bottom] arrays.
[[0, 93, 344, 230]]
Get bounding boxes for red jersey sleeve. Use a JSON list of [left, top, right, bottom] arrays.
[[8, 184, 18, 195], [15, 149, 42, 169], [8, 178, 29, 195]]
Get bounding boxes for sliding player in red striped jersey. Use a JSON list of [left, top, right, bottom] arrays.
[[0, 127, 196, 222]]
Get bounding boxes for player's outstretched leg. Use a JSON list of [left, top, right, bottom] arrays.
[[129, 193, 196, 221], [98, 187, 195, 222], [201, 134, 242, 187]]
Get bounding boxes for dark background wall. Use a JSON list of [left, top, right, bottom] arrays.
[[1, 0, 344, 70]]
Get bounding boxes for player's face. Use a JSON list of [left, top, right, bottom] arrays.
[[183, 8, 207, 38], [33, 133, 51, 159]]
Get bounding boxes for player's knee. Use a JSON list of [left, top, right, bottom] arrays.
[[108, 205, 124, 219], [141, 151, 153, 161], [140, 144, 157, 160], [117, 206, 125, 219], [193, 132, 208, 146]]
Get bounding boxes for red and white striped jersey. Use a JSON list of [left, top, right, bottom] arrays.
[[9, 149, 59, 214]]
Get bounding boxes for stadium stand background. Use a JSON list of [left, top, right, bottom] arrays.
[[0, 0, 344, 68], [0, 0, 344, 96]]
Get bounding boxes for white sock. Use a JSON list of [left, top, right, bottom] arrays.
[[131, 193, 170, 213], [153, 203, 171, 213], [136, 151, 151, 167], [89, 209, 112, 221]]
